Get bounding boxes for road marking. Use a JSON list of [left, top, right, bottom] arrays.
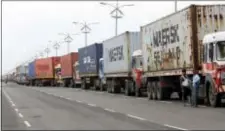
[[127, 114, 146, 121], [104, 108, 116, 113], [160, 101, 172, 104], [76, 100, 83, 103], [14, 108, 19, 112], [12, 103, 16, 107], [87, 103, 97, 107], [24, 121, 31, 127], [18, 113, 24, 118], [164, 124, 188, 130]]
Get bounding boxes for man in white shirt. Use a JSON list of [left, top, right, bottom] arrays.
[[192, 69, 201, 107]]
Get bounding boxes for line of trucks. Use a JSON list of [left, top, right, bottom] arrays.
[[10, 5, 225, 107]]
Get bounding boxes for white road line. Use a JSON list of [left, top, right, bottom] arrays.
[[126, 114, 146, 121], [14, 108, 19, 112], [160, 101, 172, 104], [18, 113, 24, 118], [24, 121, 31, 127], [12, 103, 16, 107], [164, 124, 188, 130], [104, 108, 116, 113], [87, 103, 97, 107], [76, 100, 83, 103]]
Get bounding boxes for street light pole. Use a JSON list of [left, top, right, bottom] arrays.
[[175, 0, 177, 12], [58, 33, 78, 53], [53, 41, 60, 56], [72, 21, 98, 47], [100, 1, 134, 36]]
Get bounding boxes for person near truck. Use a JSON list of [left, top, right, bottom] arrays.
[[192, 68, 201, 107], [180, 68, 191, 106]]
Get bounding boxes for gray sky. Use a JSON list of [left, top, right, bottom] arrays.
[[2, 1, 225, 75]]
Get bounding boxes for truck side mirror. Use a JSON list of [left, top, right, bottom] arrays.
[[132, 58, 136, 68]]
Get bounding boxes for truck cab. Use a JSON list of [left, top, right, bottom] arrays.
[[202, 31, 225, 107], [98, 58, 106, 91], [73, 61, 81, 87], [54, 64, 63, 86]]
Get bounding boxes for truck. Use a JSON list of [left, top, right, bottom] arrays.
[[34, 57, 60, 86], [78, 43, 103, 90], [132, 4, 225, 107], [73, 61, 81, 88], [60, 52, 79, 87], [103, 31, 141, 94], [28, 61, 36, 86], [54, 63, 63, 86], [15, 65, 29, 85]]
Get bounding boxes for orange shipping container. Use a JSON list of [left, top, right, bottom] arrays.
[[61, 52, 78, 78], [35, 57, 60, 79]]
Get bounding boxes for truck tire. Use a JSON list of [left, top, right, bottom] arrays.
[[125, 80, 131, 96], [208, 84, 221, 107], [152, 82, 157, 100], [147, 82, 153, 100], [156, 81, 163, 100]]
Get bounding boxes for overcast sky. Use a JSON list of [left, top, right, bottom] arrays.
[[2, 1, 225, 75]]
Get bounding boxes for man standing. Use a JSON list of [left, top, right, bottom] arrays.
[[192, 69, 201, 107], [180, 68, 190, 106]]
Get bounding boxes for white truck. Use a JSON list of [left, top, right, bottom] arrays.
[[103, 31, 142, 94], [132, 4, 225, 107]]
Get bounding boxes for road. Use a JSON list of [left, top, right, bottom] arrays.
[[2, 83, 225, 130]]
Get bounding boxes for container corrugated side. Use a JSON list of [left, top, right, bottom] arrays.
[[28, 61, 35, 79], [78, 43, 103, 77], [61, 52, 78, 78], [141, 5, 225, 75], [103, 31, 140, 75], [35, 57, 54, 79]]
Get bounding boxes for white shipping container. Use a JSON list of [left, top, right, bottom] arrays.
[[103, 31, 140, 76], [141, 5, 225, 74], [16, 65, 27, 75]]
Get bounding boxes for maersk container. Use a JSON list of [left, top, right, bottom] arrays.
[[141, 4, 225, 76], [78, 43, 103, 77], [28, 61, 35, 79], [103, 31, 140, 76]]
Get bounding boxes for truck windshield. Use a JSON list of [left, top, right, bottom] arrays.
[[216, 41, 225, 61]]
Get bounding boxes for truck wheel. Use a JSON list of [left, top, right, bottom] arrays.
[[156, 82, 163, 100], [208, 84, 221, 107], [147, 82, 153, 100], [152, 82, 157, 100]]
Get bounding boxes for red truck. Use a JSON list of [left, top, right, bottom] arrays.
[[60, 52, 79, 87], [35, 57, 60, 86]]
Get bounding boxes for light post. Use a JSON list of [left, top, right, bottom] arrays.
[[58, 33, 79, 53], [175, 0, 177, 12], [39, 51, 44, 58], [72, 21, 99, 47], [53, 41, 60, 56], [100, 1, 134, 36]]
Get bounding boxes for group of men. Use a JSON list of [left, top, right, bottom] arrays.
[[180, 68, 201, 107]]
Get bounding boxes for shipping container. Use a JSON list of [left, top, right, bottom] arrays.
[[16, 65, 27, 75], [61, 52, 78, 78], [35, 57, 60, 79], [141, 4, 225, 76], [138, 5, 225, 107], [28, 61, 35, 79], [103, 31, 140, 76], [78, 43, 103, 77]]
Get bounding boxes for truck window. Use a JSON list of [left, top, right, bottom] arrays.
[[216, 41, 225, 61], [208, 43, 214, 62], [203, 44, 207, 62]]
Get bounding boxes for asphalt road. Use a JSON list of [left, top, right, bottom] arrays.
[[2, 83, 225, 130], [2, 83, 177, 130]]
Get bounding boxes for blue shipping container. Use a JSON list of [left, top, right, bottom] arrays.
[[28, 61, 35, 79], [78, 43, 103, 76]]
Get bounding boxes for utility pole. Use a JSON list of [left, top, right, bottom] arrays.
[[58, 33, 78, 53], [53, 41, 61, 56], [175, 0, 177, 12], [100, 1, 134, 36], [72, 21, 98, 47]]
